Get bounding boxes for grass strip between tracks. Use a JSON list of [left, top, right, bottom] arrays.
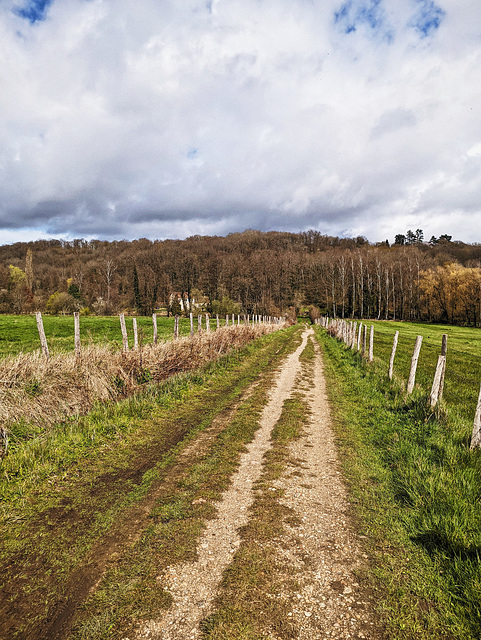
[[199, 336, 314, 639]]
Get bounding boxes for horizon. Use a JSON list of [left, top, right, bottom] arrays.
[[0, 226, 475, 250], [1, 1, 481, 244]]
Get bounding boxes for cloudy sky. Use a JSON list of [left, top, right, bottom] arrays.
[[1, 0, 481, 244]]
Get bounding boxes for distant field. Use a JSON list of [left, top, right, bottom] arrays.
[[365, 320, 481, 425], [0, 314, 200, 357]]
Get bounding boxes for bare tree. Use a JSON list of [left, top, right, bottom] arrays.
[[104, 259, 117, 303]]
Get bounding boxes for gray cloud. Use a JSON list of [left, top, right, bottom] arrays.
[[371, 108, 417, 139], [1, 0, 481, 244]]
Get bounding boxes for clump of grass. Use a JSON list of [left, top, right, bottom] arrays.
[[0, 323, 283, 451]]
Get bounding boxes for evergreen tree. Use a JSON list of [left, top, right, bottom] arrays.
[[132, 265, 141, 313]]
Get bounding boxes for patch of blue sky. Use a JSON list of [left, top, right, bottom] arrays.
[[410, 0, 445, 37], [334, 0, 393, 42], [13, 0, 53, 24]]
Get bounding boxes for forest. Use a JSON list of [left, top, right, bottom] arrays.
[[1, 229, 481, 326]]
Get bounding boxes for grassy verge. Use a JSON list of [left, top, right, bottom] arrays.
[[316, 325, 481, 639], [0, 325, 301, 640], [0, 324, 277, 447]]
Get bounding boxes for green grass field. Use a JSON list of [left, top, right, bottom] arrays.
[[0, 314, 211, 357]]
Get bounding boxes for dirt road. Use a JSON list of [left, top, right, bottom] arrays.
[[1, 326, 384, 639], [135, 328, 383, 639]]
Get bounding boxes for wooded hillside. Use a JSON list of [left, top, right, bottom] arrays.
[[1, 230, 481, 325]]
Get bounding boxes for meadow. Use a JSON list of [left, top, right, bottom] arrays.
[[0, 313, 205, 357]]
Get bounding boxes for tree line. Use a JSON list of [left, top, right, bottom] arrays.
[[1, 229, 480, 326]]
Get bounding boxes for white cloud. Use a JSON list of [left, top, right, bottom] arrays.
[[1, 0, 481, 244]]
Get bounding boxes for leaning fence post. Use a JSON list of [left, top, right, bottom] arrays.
[[407, 335, 423, 394], [388, 331, 399, 380], [152, 313, 158, 345], [133, 318, 139, 349], [357, 322, 362, 351], [36, 311, 49, 359], [74, 311, 81, 356], [470, 384, 481, 449], [190, 312, 194, 337], [369, 325, 374, 362], [119, 313, 129, 352], [430, 355, 446, 408]]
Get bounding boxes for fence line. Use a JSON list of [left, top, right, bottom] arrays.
[[32, 311, 284, 360], [318, 316, 481, 449]]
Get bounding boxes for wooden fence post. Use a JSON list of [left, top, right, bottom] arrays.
[[153, 313, 158, 345], [119, 313, 129, 352], [369, 325, 374, 362], [206, 313, 210, 333], [351, 322, 357, 350], [225, 315, 229, 326], [388, 331, 399, 380], [216, 314, 220, 330], [362, 324, 367, 356], [470, 383, 481, 449], [36, 311, 49, 359], [357, 322, 362, 351], [174, 315, 179, 339], [198, 314, 202, 332], [430, 355, 446, 408], [407, 335, 423, 394], [438, 334, 448, 401], [74, 311, 81, 356], [190, 312, 194, 336], [133, 318, 139, 349]]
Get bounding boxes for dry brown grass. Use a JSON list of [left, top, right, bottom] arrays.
[[0, 323, 283, 440]]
